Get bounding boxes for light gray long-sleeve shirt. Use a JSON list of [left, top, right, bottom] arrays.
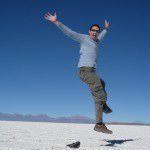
[[57, 22, 108, 68]]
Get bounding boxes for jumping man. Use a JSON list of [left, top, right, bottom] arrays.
[[44, 11, 113, 134]]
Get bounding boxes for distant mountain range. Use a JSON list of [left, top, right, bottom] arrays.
[[0, 112, 149, 125], [0, 112, 95, 124]]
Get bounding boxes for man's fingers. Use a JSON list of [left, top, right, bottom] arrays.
[[44, 14, 50, 19], [44, 14, 52, 20], [46, 13, 50, 17], [105, 20, 110, 26], [44, 16, 49, 20], [45, 12, 53, 18], [44, 11, 56, 21], [47, 12, 52, 16], [105, 20, 108, 24], [44, 14, 48, 17], [44, 12, 52, 18], [44, 13, 49, 17]]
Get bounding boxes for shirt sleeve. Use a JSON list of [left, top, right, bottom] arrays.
[[98, 29, 108, 42], [57, 22, 84, 43]]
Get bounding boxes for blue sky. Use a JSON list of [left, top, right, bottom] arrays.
[[0, 0, 150, 123]]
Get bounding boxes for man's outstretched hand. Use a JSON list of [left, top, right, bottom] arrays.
[[105, 20, 110, 29], [44, 12, 57, 23], [44, 11, 60, 26]]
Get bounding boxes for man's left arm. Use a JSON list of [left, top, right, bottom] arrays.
[[98, 20, 110, 42]]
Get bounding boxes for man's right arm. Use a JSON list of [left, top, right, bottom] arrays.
[[45, 12, 84, 43], [55, 21, 84, 43]]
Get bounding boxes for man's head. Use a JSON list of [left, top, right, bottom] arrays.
[[89, 24, 100, 41]]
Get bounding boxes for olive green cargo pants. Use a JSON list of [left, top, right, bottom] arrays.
[[77, 66, 107, 123]]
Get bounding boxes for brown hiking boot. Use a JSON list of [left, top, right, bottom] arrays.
[[94, 123, 113, 134], [103, 103, 113, 114]]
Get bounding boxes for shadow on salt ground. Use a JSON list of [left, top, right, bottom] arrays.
[[100, 139, 139, 147]]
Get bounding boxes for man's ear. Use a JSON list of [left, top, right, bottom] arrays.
[[89, 30, 91, 34]]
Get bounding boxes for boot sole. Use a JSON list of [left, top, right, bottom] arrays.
[[94, 127, 113, 134]]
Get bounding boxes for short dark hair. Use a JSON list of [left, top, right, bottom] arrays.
[[90, 24, 100, 31]]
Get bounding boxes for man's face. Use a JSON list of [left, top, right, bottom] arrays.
[[89, 26, 100, 41]]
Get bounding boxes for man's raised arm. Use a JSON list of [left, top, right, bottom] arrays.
[[44, 11, 84, 43], [98, 20, 110, 42]]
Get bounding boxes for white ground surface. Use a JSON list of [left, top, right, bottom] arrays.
[[0, 121, 150, 150]]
